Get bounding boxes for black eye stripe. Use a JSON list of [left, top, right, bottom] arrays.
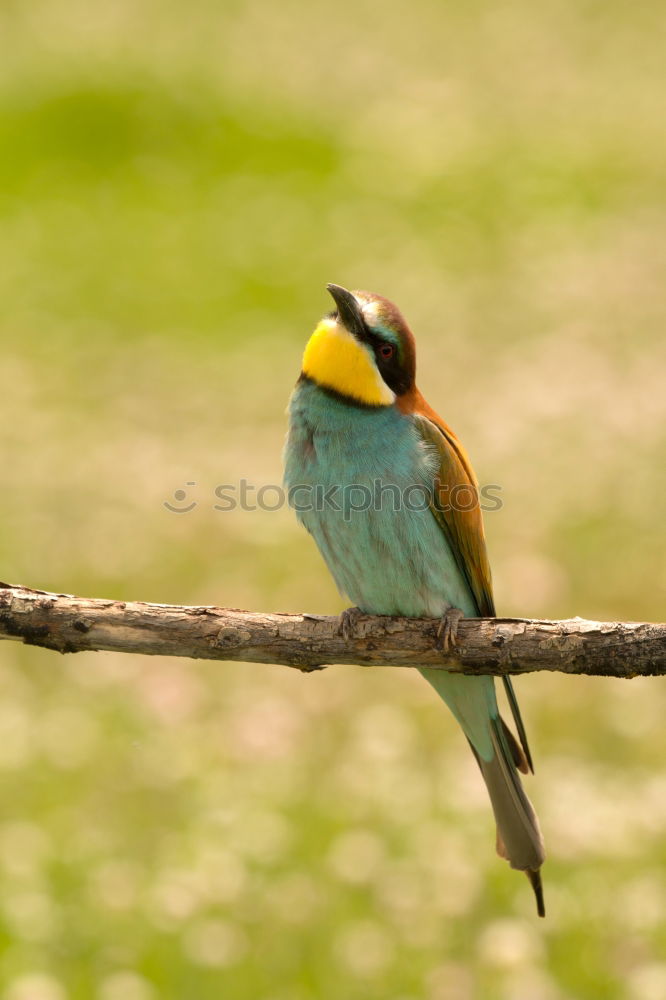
[[370, 337, 410, 395]]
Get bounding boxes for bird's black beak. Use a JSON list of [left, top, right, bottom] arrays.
[[326, 283, 367, 341]]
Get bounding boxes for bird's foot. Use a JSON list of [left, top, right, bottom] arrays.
[[338, 606, 363, 641], [435, 607, 465, 652]]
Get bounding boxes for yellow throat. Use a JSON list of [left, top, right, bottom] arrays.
[[302, 318, 395, 406]]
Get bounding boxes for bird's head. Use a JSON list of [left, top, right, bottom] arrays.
[[301, 284, 417, 407]]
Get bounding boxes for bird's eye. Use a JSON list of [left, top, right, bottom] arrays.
[[379, 343, 394, 359]]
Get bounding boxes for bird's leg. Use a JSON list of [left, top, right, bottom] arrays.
[[337, 606, 363, 641], [436, 606, 465, 652]]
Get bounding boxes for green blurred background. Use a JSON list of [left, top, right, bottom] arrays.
[[1, 1, 665, 997]]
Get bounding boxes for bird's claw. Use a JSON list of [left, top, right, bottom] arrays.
[[436, 607, 464, 652], [338, 606, 363, 641]]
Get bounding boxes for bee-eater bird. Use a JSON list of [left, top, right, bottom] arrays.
[[284, 284, 545, 916]]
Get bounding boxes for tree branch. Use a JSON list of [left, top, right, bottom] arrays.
[[0, 583, 664, 678]]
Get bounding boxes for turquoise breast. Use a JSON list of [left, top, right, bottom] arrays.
[[284, 379, 477, 618]]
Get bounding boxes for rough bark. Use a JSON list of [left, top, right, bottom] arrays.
[[0, 583, 663, 678]]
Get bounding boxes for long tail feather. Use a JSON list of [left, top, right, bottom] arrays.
[[419, 668, 545, 915], [527, 868, 546, 918], [478, 718, 546, 915], [502, 676, 535, 773], [501, 717, 530, 774]]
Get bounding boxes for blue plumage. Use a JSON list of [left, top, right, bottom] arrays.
[[285, 377, 498, 762]]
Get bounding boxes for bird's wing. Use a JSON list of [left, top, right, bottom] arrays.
[[407, 399, 495, 617], [407, 394, 534, 772]]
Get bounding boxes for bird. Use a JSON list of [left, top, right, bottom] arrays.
[[283, 283, 545, 916]]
